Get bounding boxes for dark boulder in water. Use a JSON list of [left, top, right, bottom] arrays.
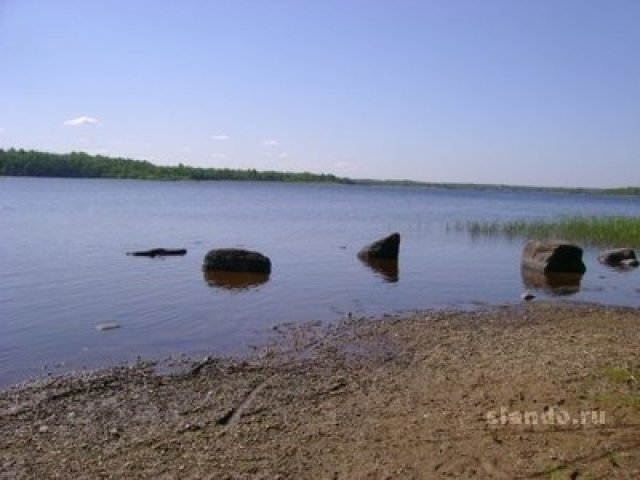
[[521, 240, 586, 274], [598, 248, 638, 268], [359, 257, 399, 283], [203, 248, 271, 274], [521, 268, 583, 296], [357, 233, 400, 260], [203, 270, 270, 290]]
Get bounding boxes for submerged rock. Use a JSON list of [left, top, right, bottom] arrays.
[[598, 248, 638, 268], [203, 270, 270, 290], [521, 268, 583, 296], [521, 240, 586, 275], [359, 257, 399, 283], [203, 248, 271, 274], [357, 233, 400, 260]]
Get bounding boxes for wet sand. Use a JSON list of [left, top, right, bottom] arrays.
[[2, 302, 639, 479]]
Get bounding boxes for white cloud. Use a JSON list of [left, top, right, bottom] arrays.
[[278, 152, 290, 159], [63, 116, 100, 126], [262, 139, 279, 147], [211, 134, 230, 141], [210, 153, 228, 160]]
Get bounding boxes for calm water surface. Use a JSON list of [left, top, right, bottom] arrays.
[[1, 178, 639, 387]]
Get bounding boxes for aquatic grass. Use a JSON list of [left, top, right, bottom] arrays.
[[458, 216, 640, 247]]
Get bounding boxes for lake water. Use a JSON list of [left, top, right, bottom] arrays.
[[1, 177, 639, 387]]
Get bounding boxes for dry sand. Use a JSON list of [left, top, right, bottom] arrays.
[[1, 302, 639, 479]]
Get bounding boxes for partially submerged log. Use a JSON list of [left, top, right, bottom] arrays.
[[521, 240, 586, 275], [127, 248, 187, 257]]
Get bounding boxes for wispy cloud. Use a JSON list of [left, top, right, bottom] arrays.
[[211, 134, 230, 141], [63, 116, 100, 126], [262, 139, 279, 147], [0, 127, 5, 134], [210, 153, 229, 160]]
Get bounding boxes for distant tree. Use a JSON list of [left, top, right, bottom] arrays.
[[0, 148, 350, 184]]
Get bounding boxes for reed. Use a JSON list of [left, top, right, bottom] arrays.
[[459, 216, 640, 247]]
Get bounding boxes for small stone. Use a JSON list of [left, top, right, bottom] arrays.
[[621, 258, 639, 268], [521, 292, 536, 301], [39, 425, 49, 433]]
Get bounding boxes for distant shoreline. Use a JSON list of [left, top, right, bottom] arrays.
[[1, 147, 639, 196]]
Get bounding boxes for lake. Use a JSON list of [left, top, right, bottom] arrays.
[[1, 177, 639, 387]]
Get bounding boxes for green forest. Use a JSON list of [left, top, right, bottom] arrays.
[[0, 148, 350, 184], [0, 148, 638, 196]]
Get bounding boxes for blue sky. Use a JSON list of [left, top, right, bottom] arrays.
[[1, 0, 638, 187]]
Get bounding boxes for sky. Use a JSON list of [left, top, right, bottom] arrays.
[[0, 0, 638, 188]]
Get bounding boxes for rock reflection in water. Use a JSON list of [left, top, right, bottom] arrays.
[[521, 268, 583, 296], [203, 270, 270, 290], [359, 257, 399, 283]]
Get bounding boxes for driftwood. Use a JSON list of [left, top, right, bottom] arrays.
[[127, 248, 187, 257]]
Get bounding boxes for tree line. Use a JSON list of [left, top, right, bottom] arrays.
[[0, 148, 352, 184], [1, 148, 637, 195]]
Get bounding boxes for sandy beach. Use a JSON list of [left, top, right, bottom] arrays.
[[2, 302, 639, 479]]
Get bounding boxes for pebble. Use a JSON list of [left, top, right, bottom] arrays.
[[520, 292, 536, 301]]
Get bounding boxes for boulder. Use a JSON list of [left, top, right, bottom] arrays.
[[127, 248, 187, 257], [521, 240, 586, 274], [359, 257, 399, 283], [203, 248, 271, 274], [357, 233, 400, 260], [203, 270, 270, 290], [521, 268, 583, 296], [598, 248, 638, 267]]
